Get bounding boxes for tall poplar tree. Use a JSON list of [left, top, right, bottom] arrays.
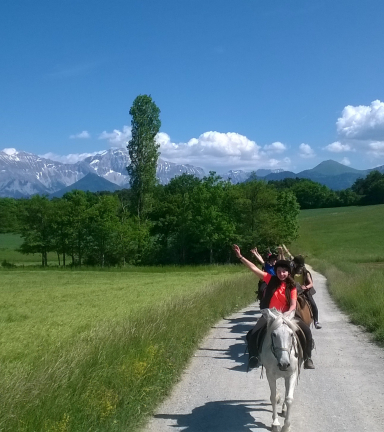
[[127, 95, 161, 219]]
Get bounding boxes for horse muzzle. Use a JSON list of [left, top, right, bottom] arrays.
[[278, 361, 290, 371]]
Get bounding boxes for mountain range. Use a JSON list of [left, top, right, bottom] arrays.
[[0, 147, 383, 198]]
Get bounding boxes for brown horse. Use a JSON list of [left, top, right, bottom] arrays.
[[296, 294, 313, 327]]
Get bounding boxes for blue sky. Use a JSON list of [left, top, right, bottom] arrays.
[[1, 0, 384, 173]]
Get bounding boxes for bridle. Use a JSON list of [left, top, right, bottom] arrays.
[[270, 322, 296, 360]]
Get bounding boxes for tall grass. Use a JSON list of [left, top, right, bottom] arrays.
[[292, 204, 384, 343], [0, 268, 255, 431]]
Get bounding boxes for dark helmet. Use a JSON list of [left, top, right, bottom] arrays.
[[293, 255, 305, 266], [268, 253, 278, 261], [274, 260, 292, 273]]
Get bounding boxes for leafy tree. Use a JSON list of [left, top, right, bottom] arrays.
[[275, 190, 300, 244], [290, 180, 338, 209], [0, 198, 19, 233], [17, 196, 54, 266], [352, 170, 384, 205], [234, 180, 280, 251], [127, 95, 161, 219], [336, 188, 359, 206], [151, 174, 201, 264], [189, 173, 236, 264], [85, 195, 120, 266], [50, 198, 72, 266], [61, 190, 91, 266]]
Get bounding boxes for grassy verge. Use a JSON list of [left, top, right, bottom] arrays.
[[0, 268, 255, 431], [291, 204, 384, 343]]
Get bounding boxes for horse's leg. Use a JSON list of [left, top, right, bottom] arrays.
[[281, 372, 297, 432], [266, 372, 280, 431]]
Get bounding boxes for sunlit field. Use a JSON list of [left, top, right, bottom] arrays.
[[292, 204, 384, 343], [0, 260, 255, 432]]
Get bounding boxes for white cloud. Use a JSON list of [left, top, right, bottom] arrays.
[[98, 126, 132, 147], [69, 130, 91, 139], [263, 141, 287, 154], [299, 143, 315, 158], [341, 157, 351, 166], [337, 100, 384, 141], [40, 151, 102, 164], [324, 141, 352, 152], [157, 131, 292, 171], [368, 141, 384, 155]]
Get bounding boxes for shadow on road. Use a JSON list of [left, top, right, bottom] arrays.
[[153, 399, 271, 431], [195, 308, 261, 372]]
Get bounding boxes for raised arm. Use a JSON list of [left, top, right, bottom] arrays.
[[282, 244, 294, 260], [250, 247, 265, 265], [232, 244, 266, 280], [277, 246, 285, 261]]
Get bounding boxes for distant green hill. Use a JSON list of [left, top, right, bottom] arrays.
[[263, 160, 368, 190], [301, 160, 367, 177], [49, 173, 122, 198]]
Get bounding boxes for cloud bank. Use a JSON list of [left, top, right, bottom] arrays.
[[97, 127, 292, 171], [40, 151, 102, 164], [333, 100, 384, 156]]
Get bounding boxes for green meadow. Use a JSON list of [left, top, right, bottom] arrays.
[[0, 258, 255, 432], [292, 204, 384, 342]]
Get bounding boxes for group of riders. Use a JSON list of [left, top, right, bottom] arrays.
[[232, 243, 321, 370]]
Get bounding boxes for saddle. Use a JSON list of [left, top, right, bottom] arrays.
[[296, 294, 313, 327]]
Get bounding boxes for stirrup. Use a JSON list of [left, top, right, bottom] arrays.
[[247, 356, 260, 372]]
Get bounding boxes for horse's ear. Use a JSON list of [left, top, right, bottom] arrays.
[[284, 310, 295, 321], [261, 308, 277, 322]]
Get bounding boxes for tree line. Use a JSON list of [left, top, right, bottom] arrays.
[[0, 175, 300, 266], [2, 168, 381, 267], [268, 171, 384, 209]]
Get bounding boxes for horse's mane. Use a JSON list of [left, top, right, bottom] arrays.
[[267, 311, 299, 334]]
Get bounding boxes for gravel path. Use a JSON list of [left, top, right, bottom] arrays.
[[143, 269, 384, 432]]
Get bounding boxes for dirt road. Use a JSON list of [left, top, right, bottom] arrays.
[[143, 269, 384, 432]]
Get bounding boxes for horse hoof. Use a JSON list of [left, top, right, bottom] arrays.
[[272, 425, 280, 432], [281, 425, 290, 432]]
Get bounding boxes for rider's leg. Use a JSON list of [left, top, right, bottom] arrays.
[[306, 292, 322, 328], [246, 316, 267, 368], [296, 318, 315, 369]]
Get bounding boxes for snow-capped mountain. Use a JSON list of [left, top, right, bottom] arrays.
[[83, 149, 206, 187], [0, 150, 91, 198], [0, 148, 206, 198]]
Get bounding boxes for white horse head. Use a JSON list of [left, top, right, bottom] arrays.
[[261, 308, 296, 371], [260, 308, 301, 432]]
